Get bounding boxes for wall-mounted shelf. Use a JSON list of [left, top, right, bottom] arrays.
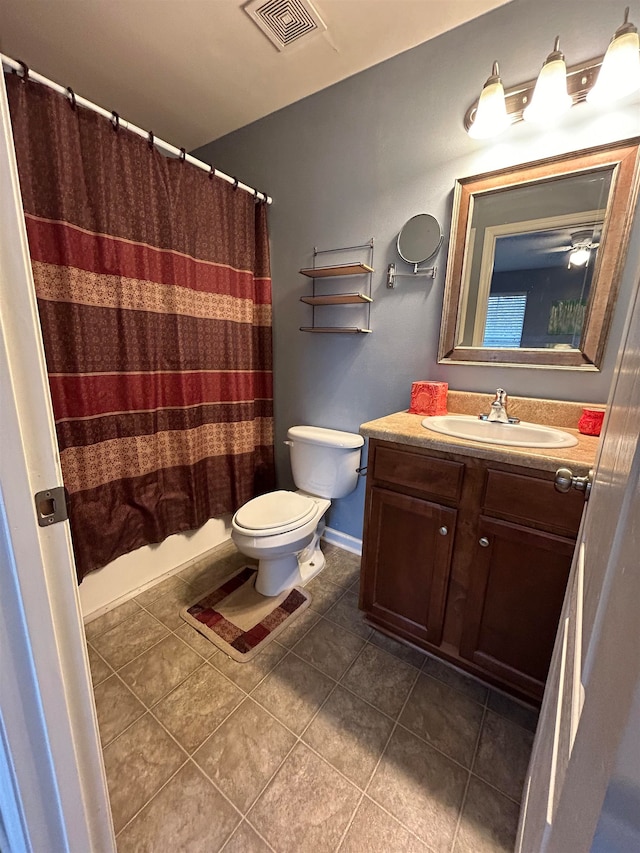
[[300, 239, 374, 334], [300, 327, 373, 334], [300, 293, 372, 306], [299, 263, 374, 278]]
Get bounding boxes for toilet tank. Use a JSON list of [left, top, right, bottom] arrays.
[[287, 426, 364, 499]]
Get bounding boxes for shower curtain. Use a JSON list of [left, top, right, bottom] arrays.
[[6, 73, 275, 581]]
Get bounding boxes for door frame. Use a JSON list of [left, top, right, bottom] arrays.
[[0, 71, 115, 851]]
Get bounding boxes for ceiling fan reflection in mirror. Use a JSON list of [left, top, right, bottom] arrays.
[[555, 229, 601, 267]]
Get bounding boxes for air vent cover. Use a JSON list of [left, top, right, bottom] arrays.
[[244, 0, 327, 52]]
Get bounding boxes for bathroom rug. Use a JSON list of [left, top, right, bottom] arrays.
[[179, 565, 311, 662]]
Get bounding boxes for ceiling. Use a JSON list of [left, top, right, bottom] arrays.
[[0, 0, 511, 151]]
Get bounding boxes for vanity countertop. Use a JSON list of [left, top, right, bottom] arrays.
[[359, 410, 599, 475]]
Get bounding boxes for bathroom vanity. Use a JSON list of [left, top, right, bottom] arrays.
[[359, 396, 599, 704]]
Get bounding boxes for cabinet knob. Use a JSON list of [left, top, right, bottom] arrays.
[[439, 526, 448, 536], [479, 536, 490, 547]]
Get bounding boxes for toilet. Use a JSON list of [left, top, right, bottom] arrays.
[[231, 425, 365, 596]]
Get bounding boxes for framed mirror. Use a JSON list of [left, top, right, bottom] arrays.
[[438, 138, 640, 369]]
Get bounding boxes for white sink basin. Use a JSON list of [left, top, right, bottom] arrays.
[[421, 415, 578, 448]]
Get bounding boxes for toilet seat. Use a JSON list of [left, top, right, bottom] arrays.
[[232, 490, 317, 537]]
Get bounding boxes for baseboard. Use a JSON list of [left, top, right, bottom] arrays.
[[322, 526, 362, 556]]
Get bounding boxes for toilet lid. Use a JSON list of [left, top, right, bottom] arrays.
[[234, 490, 316, 532]]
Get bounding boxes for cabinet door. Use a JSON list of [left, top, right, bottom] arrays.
[[459, 516, 575, 699], [361, 486, 456, 646]]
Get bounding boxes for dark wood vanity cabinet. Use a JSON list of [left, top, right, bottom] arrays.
[[360, 439, 586, 703], [361, 444, 464, 647], [459, 516, 576, 698], [365, 488, 456, 646]]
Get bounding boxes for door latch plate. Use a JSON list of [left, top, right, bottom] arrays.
[[34, 486, 68, 527]]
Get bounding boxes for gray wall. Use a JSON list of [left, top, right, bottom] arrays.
[[194, 0, 640, 541]]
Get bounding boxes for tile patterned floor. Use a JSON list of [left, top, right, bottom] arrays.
[[86, 541, 538, 853]]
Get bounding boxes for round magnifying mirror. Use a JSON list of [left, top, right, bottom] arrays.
[[397, 214, 442, 265]]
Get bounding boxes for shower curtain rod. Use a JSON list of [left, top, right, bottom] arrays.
[[1, 53, 273, 204]]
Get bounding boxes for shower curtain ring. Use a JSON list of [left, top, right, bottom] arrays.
[[253, 188, 259, 203], [232, 177, 239, 190], [67, 87, 77, 110], [179, 147, 186, 162], [111, 111, 120, 132], [148, 130, 154, 150], [209, 165, 215, 180], [16, 60, 29, 81]]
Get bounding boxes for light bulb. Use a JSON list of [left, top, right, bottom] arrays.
[[468, 62, 510, 139], [588, 8, 640, 105], [523, 37, 572, 124], [568, 246, 591, 267]]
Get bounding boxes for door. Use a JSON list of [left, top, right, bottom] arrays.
[[361, 486, 456, 645], [0, 71, 115, 850], [460, 516, 575, 700], [517, 263, 640, 851]]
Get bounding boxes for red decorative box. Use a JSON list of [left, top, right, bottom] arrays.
[[578, 408, 605, 436], [408, 381, 448, 416]]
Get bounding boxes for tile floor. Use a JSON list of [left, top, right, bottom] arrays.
[[86, 541, 538, 853]]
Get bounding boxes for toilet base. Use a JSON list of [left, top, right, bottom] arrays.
[[253, 523, 327, 597], [254, 553, 303, 597], [297, 522, 326, 586]]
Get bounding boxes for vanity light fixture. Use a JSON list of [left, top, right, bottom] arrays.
[[523, 37, 572, 125], [587, 7, 640, 105], [465, 7, 640, 139], [466, 62, 510, 139]]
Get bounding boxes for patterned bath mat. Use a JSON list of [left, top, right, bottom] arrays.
[[180, 566, 311, 662]]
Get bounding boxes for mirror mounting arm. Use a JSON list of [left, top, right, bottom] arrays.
[[387, 262, 437, 289]]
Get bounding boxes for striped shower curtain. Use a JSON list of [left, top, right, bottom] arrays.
[[6, 72, 275, 581]]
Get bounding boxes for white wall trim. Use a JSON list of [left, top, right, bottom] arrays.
[[322, 526, 362, 556]]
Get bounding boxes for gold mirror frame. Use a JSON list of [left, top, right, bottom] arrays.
[[438, 138, 640, 370]]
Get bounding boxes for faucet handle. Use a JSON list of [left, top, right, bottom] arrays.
[[494, 388, 507, 403]]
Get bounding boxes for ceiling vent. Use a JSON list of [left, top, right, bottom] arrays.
[[244, 0, 327, 52]]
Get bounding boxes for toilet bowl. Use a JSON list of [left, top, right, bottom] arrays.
[[232, 490, 331, 595], [231, 425, 364, 596]]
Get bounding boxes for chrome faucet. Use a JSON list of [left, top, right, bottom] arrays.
[[480, 389, 520, 424], [488, 388, 509, 423]]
